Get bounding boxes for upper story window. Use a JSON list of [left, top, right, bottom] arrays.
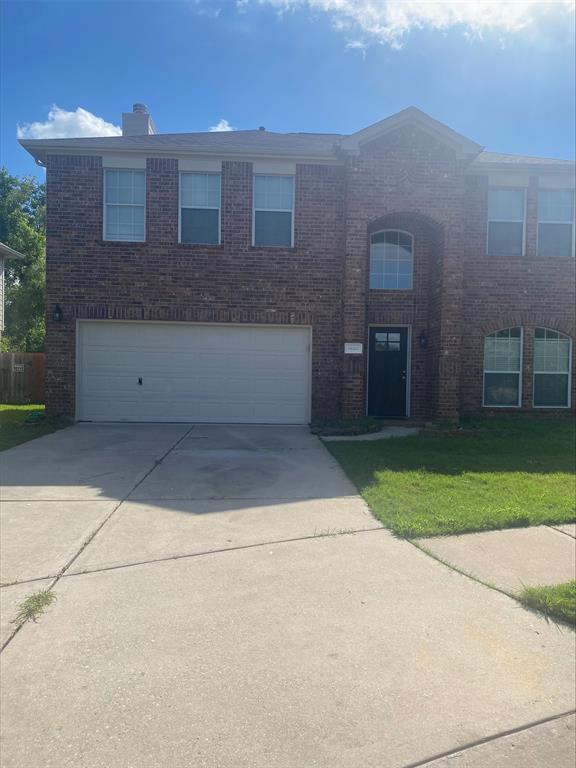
[[180, 173, 221, 244], [369, 230, 413, 290], [483, 327, 522, 407], [487, 189, 525, 256], [537, 189, 575, 258], [104, 170, 145, 242], [533, 328, 571, 408], [253, 175, 294, 247]]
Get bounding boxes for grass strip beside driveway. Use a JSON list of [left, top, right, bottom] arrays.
[[519, 581, 576, 626], [327, 419, 575, 538], [0, 404, 67, 451]]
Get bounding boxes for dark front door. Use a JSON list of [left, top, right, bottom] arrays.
[[368, 327, 409, 418]]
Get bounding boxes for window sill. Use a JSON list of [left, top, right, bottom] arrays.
[[177, 242, 224, 249], [248, 245, 296, 253], [482, 404, 521, 409], [101, 239, 147, 246]]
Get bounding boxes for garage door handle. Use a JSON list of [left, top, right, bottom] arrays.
[[138, 377, 143, 385]]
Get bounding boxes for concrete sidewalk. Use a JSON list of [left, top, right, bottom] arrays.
[[1, 424, 575, 768], [417, 524, 576, 595]]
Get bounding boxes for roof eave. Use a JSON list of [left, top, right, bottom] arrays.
[[0, 242, 26, 260], [19, 140, 344, 166], [468, 159, 576, 175]]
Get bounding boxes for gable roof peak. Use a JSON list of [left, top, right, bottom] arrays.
[[342, 107, 483, 158]]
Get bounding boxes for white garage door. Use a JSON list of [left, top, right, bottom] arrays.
[[77, 321, 311, 424]]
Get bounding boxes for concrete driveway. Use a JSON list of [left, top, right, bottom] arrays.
[[0, 424, 574, 768]]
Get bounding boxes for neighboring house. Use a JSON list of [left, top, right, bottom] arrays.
[[20, 105, 576, 424], [0, 241, 25, 345]]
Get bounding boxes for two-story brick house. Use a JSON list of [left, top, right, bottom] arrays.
[[21, 105, 575, 424]]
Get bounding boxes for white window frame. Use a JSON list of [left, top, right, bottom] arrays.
[[482, 327, 523, 408], [178, 172, 221, 245], [252, 174, 295, 248], [103, 169, 146, 243], [486, 188, 526, 257], [369, 229, 414, 291], [537, 189, 576, 258], [533, 328, 572, 409]]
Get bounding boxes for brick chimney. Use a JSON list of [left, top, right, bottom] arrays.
[[122, 103, 156, 136]]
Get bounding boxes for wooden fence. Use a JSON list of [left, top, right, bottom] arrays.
[[0, 353, 45, 404]]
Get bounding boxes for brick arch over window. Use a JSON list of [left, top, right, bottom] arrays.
[[366, 211, 445, 301], [367, 211, 444, 242], [479, 316, 576, 339]]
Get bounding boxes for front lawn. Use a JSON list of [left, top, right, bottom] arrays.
[[519, 581, 576, 626], [327, 419, 576, 538], [0, 405, 67, 451]]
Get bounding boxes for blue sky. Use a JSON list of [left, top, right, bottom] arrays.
[[2, 0, 575, 179]]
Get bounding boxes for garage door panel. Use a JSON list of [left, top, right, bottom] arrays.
[[77, 322, 311, 423]]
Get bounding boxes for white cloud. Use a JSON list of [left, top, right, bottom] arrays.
[[209, 118, 235, 132], [246, 0, 575, 47], [17, 106, 121, 140]]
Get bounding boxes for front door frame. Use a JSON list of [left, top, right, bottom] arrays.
[[366, 324, 412, 419]]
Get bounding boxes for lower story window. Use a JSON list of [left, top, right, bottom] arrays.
[[483, 328, 522, 407], [533, 328, 571, 407]]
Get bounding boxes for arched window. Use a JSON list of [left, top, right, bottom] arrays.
[[533, 328, 572, 407], [483, 328, 522, 407], [369, 230, 413, 290]]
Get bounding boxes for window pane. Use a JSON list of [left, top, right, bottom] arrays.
[[538, 190, 575, 223], [537, 223, 573, 257], [105, 170, 145, 205], [181, 173, 220, 208], [488, 189, 524, 221], [534, 374, 569, 407], [254, 210, 292, 246], [484, 373, 520, 406], [484, 329, 521, 371], [105, 204, 144, 241], [487, 222, 523, 256], [534, 332, 570, 373], [181, 208, 219, 244], [254, 176, 293, 211], [369, 231, 413, 290]]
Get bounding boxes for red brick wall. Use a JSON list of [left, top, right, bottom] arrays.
[[461, 174, 576, 415], [44, 133, 575, 421], [45, 155, 346, 419]]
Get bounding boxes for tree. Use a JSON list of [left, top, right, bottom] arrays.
[[0, 168, 46, 352]]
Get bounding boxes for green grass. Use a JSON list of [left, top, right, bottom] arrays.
[[519, 581, 576, 626], [11, 590, 57, 628], [0, 404, 67, 451], [327, 418, 576, 538]]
